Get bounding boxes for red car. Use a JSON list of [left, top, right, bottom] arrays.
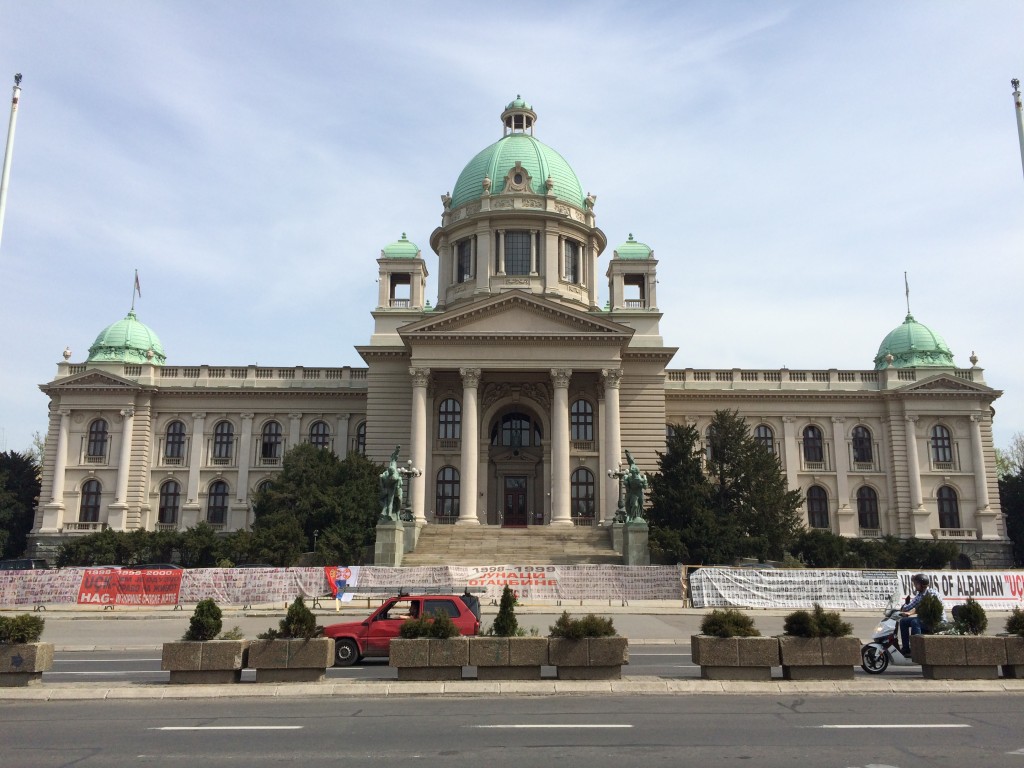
[[323, 592, 481, 666]]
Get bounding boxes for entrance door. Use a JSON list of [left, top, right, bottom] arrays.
[[503, 476, 528, 527]]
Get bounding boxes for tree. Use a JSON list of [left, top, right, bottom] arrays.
[[251, 444, 381, 566], [0, 451, 41, 559], [996, 431, 1024, 479], [999, 470, 1024, 566], [705, 410, 804, 561]]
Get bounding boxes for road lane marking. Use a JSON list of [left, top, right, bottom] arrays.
[[473, 725, 633, 729], [149, 726, 304, 731], [55, 658, 161, 663], [813, 725, 970, 729]]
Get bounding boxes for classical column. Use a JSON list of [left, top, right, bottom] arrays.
[[496, 229, 505, 275], [601, 368, 623, 525], [968, 414, 1000, 539], [237, 413, 254, 502], [550, 368, 573, 526], [530, 230, 538, 274], [409, 367, 430, 523], [186, 413, 206, 504], [114, 408, 135, 505], [558, 235, 565, 279], [904, 415, 929, 538], [335, 413, 350, 456], [458, 368, 481, 525], [781, 417, 800, 492], [40, 408, 71, 532], [288, 413, 302, 451], [831, 416, 855, 535]]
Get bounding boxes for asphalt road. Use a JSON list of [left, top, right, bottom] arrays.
[[3, 694, 1022, 768]]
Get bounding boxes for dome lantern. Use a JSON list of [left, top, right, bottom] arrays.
[[501, 95, 536, 136]]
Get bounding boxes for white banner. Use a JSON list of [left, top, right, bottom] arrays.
[[896, 570, 1024, 611], [689, 567, 897, 610]]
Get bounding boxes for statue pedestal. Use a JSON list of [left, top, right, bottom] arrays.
[[403, 520, 424, 553], [623, 520, 650, 565], [374, 519, 405, 567], [610, 522, 624, 555]]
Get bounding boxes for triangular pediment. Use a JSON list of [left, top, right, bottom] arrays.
[[399, 291, 634, 342], [897, 372, 997, 396], [43, 369, 141, 391]]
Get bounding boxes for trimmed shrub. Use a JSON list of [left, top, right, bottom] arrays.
[[916, 593, 945, 634], [183, 598, 222, 642], [489, 586, 519, 637], [257, 596, 321, 640], [950, 598, 987, 636], [1005, 607, 1024, 637], [783, 604, 853, 638], [0, 614, 45, 644], [548, 611, 617, 639], [700, 608, 759, 638], [398, 611, 460, 639]]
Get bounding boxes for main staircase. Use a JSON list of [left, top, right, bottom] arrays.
[[401, 525, 622, 566]]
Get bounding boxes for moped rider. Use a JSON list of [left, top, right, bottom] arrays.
[[898, 573, 944, 655]]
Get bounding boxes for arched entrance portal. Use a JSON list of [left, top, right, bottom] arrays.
[[488, 410, 545, 527]]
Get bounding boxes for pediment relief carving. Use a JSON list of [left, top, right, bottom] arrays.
[[901, 375, 991, 394], [50, 372, 138, 389]]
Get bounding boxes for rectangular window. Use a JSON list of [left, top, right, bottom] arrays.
[[565, 240, 579, 284], [504, 231, 531, 275], [457, 239, 473, 283]]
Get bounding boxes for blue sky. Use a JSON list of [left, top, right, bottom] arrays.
[[0, 1, 1022, 453]]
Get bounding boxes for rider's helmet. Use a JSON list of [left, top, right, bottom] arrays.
[[912, 573, 930, 587]]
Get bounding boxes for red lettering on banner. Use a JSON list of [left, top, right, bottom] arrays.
[[77, 568, 183, 606]]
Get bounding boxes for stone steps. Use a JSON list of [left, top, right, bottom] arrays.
[[402, 525, 622, 566]]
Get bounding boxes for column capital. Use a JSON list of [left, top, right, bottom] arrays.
[[831, 416, 845, 424], [240, 412, 255, 421], [782, 416, 797, 424], [119, 407, 135, 419], [337, 413, 351, 423], [550, 368, 573, 388], [409, 367, 432, 387], [460, 367, 482, 388], [191, 412, 207, 420], [601, 368, 623, 389], [969, 413, 987, 424], [58, 408, 72, 417], [905, 415, 919, 424]]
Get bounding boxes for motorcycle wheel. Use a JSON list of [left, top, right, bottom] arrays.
[[860, 643, 889, 674]]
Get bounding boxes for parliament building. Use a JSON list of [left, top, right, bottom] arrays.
[[30, 98, 1010, 566]]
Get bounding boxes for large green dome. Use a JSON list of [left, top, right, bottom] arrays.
[[87, 310, 167, 365], [450, 99, 585, 210], [873, 313, 954, 370]]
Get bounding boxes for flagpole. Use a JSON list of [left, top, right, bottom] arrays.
[[1013, 79, 1024, 181], [0, 74, 23, 253], [131, 269, 140, 311]]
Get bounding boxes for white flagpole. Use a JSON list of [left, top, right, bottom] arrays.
[[0, 74, 23, 253], [1013, 79, 1024, 181]]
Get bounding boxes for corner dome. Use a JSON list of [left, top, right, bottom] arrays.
[[381, 233, 420, 259], [873, 313, 954, 370], [87, 310, 166, 365], [614, 234, 653, 260], [450, 99, 585, 210]]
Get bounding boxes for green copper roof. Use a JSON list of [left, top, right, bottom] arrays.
[[87, 310, 166, 365], [614, 234, 652, 260], [381, 233, 420, 259], [451, 101, 585, 209], [873, 313, 954, 370]]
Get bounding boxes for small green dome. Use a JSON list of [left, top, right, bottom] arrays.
[[381, 233, 420, 259], [873, 313, 954, 370], [614, 234, 652, 260], [87, 310, 166, 365], [451, 100, 585, 209]]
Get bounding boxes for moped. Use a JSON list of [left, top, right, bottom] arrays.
[[860, 595, 918, 674]]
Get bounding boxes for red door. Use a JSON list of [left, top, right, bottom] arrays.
[[503, 476, 528, 527]]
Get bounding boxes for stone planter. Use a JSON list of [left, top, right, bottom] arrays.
[[910, 635, 1007, 680], [161, 640, 249, 684], [0, 642, 54, 687], [470, 637, 548, 680], [549, 637, 628, 680], [1003, 635, 1024, 678], [691, 635, 779, 680], [248, 637, 334, 683], [778, 636, 861, 680], [390, 637, 468, 680]]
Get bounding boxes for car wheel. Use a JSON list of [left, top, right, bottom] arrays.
[[334, 639, 359, 667]]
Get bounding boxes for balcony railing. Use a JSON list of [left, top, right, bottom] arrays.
[[206, 437, 239, 468], [929, 443, 962, 472], [436, 438, 461, 451], [859, 528, 883, 539], [799, 440, 833, 472], [434, 515, 459, 525], [932, 528, 976, 540], [63, 521, 106, 533], [572, 516, 596, 527], [849, 440, 881, 472]]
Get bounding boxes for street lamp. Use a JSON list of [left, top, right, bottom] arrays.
[[607, 464, 627, 523], [313, 529, 320, 551]]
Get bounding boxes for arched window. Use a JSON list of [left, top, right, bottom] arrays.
[[79, 479, 102, 522], [570, 399, 593, 442], [159, 480, 181, 525], [571, 468, 596, 522], [851, 425, 873, 465], [355, 421, 366, 456], [807, 485, 829, 529], [255, 479, 273, 496], [931, 425, 953, 464], [87, 419, 108, 459], [207, 480, 229, 526], [309, 420, 331, 449], [491, 412, 541, 448], [213, 421, 234, 462], [856, 486, 879, 530], [754, 424, 775, 454], [438, 398, 461, 440], [937, 486, 961, 529], [165, 420, 186, 463], [261, 421, 283, 462], [803, 425, 824, 464], [436, 467, 460, 518]]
